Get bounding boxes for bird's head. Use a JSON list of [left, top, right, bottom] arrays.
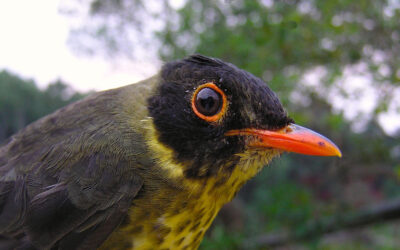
[[147, 55, 341, 184]]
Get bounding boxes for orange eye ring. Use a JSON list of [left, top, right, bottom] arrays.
[[191, 82, 228, 122]]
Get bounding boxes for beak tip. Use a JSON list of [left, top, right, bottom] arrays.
[[329, 143, 342, 158]]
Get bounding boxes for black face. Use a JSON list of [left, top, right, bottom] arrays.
[[148, 55, 293, 178]]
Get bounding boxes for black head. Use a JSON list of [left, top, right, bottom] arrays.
[[148, 55, 293, 178]]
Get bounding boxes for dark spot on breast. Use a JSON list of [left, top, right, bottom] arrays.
[[190, 222, 201, 232], [226, 158, 240, 173], [163, 227, 172, 235], [128, 225, 143, 234], [231, 190, 239, 199], [153, 223, 171, 237], [195, 207, 206, 220], [212, 177, 228, 189], [183, 219, 192, 227], [318, 141, 325, 146], [193, 231, 202, 242], [153, 223, 161, 231], [174, 237, 185, 246], [176, 225, 185, 234], [191, 191, 201, 200], [176, 219, 191, 234], [157, 237, 164, 245], [203, 213, 214, 227], [187, 202, 196, 210], [189, 235, 203, 249], [231, 179, 238, 187], [181, 201, 188, 208], [184, 167, 200, 178], [140, 211, 151, 219], [171, 208, 180, 216]]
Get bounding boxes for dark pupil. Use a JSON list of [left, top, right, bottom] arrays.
[[195, 87, 222, 116]]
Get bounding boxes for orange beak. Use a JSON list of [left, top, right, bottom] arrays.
[[225, 123, 342, 157]]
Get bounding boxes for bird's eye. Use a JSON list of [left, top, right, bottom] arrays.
[[195, 88, 221, 116], [191, 83, 227, 122]]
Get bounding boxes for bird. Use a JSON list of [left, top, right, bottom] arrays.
[[0, 55, 341, 250]]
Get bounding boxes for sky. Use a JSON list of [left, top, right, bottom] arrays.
[[0, 0, 159, 92], [0, 1, 398, 135]]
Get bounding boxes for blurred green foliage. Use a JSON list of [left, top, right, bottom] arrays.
[[65, 0, 400, 113], [0, 70, 87, 142]]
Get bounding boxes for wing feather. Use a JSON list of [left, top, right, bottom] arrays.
[[0, 151, 143, 250], [0, 83, 152, 249]]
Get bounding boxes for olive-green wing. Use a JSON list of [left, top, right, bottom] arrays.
[[0, 151, 143, 250]]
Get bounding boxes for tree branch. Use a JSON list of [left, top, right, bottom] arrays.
[[243, 198, 400, 248]]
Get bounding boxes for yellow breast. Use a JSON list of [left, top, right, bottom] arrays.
[[124, 188, 221, 249], [100, 157, 272, 250]]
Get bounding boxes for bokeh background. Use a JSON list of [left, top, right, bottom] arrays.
[[1, 0, 400, 249]]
